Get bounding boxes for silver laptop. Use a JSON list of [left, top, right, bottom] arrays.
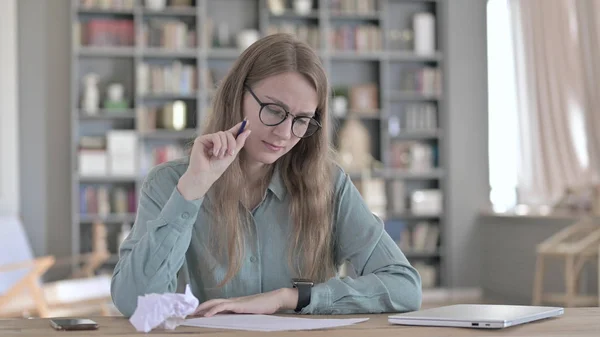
[[388, 304, 564, 329]]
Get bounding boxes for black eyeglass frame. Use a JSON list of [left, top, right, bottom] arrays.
[[244, 84, 322, 139]]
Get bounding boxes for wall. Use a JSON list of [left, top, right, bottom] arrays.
[[442, 0, 489, 289], [0, 0, 20, 215], [18, 0, 71, 267], [45, 0, 72, 266], [480, 214, 598, 304]]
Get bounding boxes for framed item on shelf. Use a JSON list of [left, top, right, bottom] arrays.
[[349, 83, 379, 115]]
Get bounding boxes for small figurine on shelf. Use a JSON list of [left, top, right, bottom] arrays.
[[332, 86, 348, 118], [267, 0, 285, 15], [145, 0, 167, 11], [82, 73, 100, 115], [332, 95, 348, 118], [214, 23, 231, 48], [293, 0, 313, 15], [336, 117, 374, 173], [237, 29, 260, 51], [104, 83, 129, 112], [92, 221, 109, 257]]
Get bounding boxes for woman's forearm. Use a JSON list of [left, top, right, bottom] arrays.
[[111, 187, 203, 317]]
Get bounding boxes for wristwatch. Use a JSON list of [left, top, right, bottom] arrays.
[[291, 278, 314, 313]]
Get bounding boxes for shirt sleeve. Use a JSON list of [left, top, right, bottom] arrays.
[[110, 164, 203, 317], [301, 169, 422, 314]]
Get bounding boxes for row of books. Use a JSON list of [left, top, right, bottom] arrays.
[[79, 0, 134, 10], [386, 221, 441, 287], [136, 102, 196, 132], [79, 185, 136, 215], [78, 0, 193, 10], [400, 67, 443, 96], [267, 24, 320, 50], [75, 19, 135, 47], [330, 0, 378, 14], [387, 182, 443, 216], [141, 20, 197, 50], [266, 0, 377, 14], [140, 144, 186, 176], [137, 62, 198, 96], [79, 132, 188, 180], [394, 221, 440, 254], [356, 176, 442, 218], [414, 263, 437, 288], [389, 140, 438, 172], [388, 103, 438, 135], [79, 132, 138, 178], [330, 25, 383, 52], [81, 222, 132, 257]]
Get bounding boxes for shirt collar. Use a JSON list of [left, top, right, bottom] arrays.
[[268, 163, 286, 200]]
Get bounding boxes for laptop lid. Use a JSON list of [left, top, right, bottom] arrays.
[[388, 304, 564, 329]]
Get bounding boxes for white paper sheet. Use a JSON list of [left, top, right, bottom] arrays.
[[182, 314, 369, 332]]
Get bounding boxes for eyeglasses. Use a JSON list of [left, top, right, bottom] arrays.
[[244, 85, 322, 138]]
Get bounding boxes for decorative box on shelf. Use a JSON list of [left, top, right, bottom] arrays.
[[410, 189, 443, 216], [107, 130, 138, 177], [79, 149, 108, 177]]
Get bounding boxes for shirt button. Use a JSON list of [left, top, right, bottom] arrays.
[[250, 256, 257, 263], [181, 212, 190, 219]]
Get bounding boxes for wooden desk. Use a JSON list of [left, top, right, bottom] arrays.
[[1, 308, 598, 337]]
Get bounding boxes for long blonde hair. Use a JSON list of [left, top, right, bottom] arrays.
[[200, 33, 337, 287]]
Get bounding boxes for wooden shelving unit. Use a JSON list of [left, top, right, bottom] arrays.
[[71, 0, 446, 291]]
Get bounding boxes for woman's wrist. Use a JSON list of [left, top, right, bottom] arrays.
[[277, 288, 299, 311], [177, 172, 211, 201]]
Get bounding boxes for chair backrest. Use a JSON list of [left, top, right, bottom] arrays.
[[0, 215, 36, 295]]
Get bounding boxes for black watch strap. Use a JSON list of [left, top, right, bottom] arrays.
[[292, 278, 313, 313]]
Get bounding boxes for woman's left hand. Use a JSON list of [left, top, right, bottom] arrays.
[[193, 288, 299, 317]]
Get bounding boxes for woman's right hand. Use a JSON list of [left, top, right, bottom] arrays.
[[177, 120, 251, 200]]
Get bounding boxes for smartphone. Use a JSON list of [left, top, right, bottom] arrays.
[[50, 318, 99, 331]]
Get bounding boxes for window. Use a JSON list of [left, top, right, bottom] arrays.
[[486, 0, 519, 212]]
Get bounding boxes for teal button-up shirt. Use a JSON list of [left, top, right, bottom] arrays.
[[110, 156, 422, 317]]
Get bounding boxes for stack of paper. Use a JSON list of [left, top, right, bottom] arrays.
[[182, 314, 369, 332]]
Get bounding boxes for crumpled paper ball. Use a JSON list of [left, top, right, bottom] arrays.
[[129, 284, 199, 332]]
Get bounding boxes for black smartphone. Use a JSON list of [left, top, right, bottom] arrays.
[[49, 318, 99, 331]]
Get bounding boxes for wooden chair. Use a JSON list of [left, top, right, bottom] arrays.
[[532, 217, 600, 307], [0, 215, 115, 318]]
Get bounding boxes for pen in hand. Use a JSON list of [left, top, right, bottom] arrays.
[[177, 118, 251, 200], [236, 118, 248, 139]]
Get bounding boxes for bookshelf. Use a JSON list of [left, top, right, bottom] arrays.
[[71, 0, 446, 291]]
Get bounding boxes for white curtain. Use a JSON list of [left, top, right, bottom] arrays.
[[575, 0, 600, 184], [509, 0, 600, 206]]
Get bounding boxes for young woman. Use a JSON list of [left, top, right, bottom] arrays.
[[111, 33, 422, 317]]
